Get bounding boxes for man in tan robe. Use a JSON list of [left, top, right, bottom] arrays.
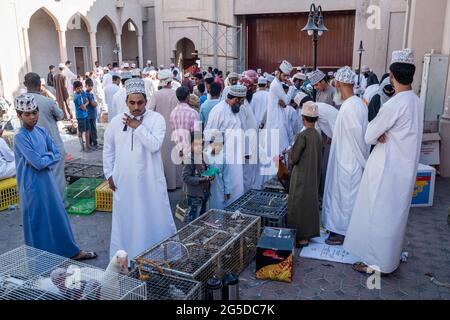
[[149, 69, 182, 190], [54, 63, 73, 120]]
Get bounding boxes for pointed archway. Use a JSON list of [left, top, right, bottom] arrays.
[[28, 8, 60, 78], [96, 16, 118, 66], [175, 38, 196, 74], [66, 13, 92, 76], [121, 19, 139, 66]]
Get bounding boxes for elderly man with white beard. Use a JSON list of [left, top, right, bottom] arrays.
[[322, 66, 370, 246]]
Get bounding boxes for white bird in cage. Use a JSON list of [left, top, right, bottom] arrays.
[[34, 250, 129, 300], [76, 250, 129, 300]]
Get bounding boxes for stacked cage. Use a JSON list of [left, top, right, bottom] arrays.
[[0, 178, 19, 211], [133, 210, 260, 298], [65, 160, 104, 184], [128, 269, 201, 300], [95, 181, 113, 212], [262, 176, 287, 193], [0, 246, 146, 300], [66, 178, 104, 215], [225, 190, 288, 228]]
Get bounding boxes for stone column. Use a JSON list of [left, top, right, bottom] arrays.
[[58, 29, 68, 63], [137, 34, 144, 68], [90, 31, 98, 68], [115, 33, 123, 65], [22, 27, 32, 73]]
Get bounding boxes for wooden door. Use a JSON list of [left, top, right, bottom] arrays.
[[246, 11, 356, 73], [74, 47, 85, 76]]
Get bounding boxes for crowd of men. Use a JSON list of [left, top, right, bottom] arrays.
[[3, 47, 423, 276]]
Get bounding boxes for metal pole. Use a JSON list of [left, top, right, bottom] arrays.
[[312, 31, 318, 101], [313, 32, 318, 70], [239, 24, 244, 73], [357, 41, 363, 89]]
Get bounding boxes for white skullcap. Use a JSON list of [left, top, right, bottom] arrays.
[[258, 77, 268, 85], [279, 60, 293, 75], [15, 93, 38, 112], [158, 69, 173, 86], [301, 101, 319, 117], [307, 70, 326, 85], [58, 63, 65, 69], [293, 73, 306, 81], [123, 63, 130, 68], [125, 78, 146, 96], [228, 72, 239, 79], [147, 60, 152, 64], [391, 48, 415, 66], [335, 66, 356, 85], [158, 69, 173, 80], [229, 84, 247, 98], [294, 92, 309, 107]]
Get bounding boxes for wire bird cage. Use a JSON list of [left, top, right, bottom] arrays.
[[262, 176, 287, 193], [225, 189, 288, 228], [128, 269, 201, 300], [133, 210, 260, 298], [65, 160, 104, 183], [0, 246, 147, 300]]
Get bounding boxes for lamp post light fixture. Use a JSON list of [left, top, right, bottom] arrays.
[[302, 3, 328, 71], [302, 3, 328, 101]]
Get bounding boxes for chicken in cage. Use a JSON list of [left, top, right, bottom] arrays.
[[0, 246, 147, 300]]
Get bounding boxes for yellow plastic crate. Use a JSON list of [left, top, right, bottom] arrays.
[[95, 181, 112, 212], [0, 178, 19, 211]]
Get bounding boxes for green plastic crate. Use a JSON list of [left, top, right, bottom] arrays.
[[68, 198, 96, 216], [66, 178, 104, 208]]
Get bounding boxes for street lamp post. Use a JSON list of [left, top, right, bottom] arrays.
[[356, 41, 365, 96], [302, 3, 328, 71], [302, 3, 328, 100]]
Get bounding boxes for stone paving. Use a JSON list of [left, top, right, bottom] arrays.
[[0, 134, 449, 300]]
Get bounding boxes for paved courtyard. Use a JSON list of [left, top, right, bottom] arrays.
[[0, 133, 449, 300]]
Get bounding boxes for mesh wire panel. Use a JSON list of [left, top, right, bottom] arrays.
[[128, 269, 201, 300], [65, 160, 104, 183], [262, 176, 286, 193], [133, 210, 260, 298], [0, 246, 147, 300], [64, 162, 88, 176], [225, 190, 288, 228]]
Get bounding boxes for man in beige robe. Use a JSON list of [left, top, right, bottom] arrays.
[[54, 63, 73, 120], [149, 69, 182, 190]]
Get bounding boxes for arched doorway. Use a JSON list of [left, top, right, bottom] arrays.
[[96, 16, 117, 66], [66, 13, 91, 77], [121, 19, 138, 66], [28, 8, 60, 78], [175, 38, 196, 74]]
